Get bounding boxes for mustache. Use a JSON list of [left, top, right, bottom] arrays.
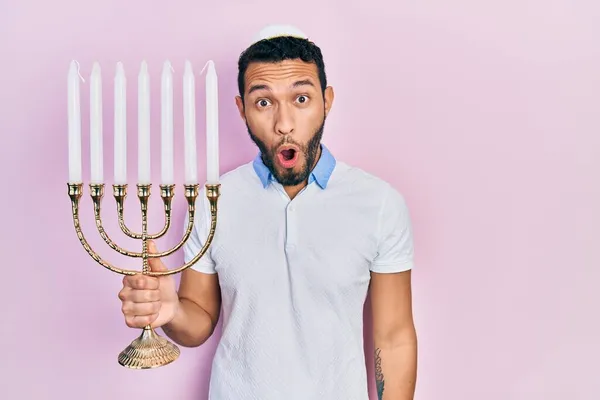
[[269, 136, 305, 153]]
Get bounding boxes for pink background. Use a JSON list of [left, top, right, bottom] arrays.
[[1, 0, 599, 399]]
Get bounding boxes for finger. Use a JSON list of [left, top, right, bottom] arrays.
[[121, 300, 161, 317], [147, 241, 168, 273], [125, 274, 159, 290], [118, 286, 130, 302], [128, 289, 161, 303], [125, 313, 159, 329], [123, 275, 134, 288]]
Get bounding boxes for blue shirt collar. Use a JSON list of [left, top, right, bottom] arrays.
[[252, 144, 336, 189]]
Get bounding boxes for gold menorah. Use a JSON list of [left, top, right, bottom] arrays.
[[67, 182, 220, 369], [66, 58, 221, 368]]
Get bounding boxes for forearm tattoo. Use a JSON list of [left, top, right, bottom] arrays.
[[375, 348, 385, 399]]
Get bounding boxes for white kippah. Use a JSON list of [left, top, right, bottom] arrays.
[[251, 24, 308, 45]]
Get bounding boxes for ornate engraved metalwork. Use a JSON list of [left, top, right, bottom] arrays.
[[68, 181, 220, 368]]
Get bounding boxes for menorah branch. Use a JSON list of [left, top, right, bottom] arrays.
[[68, 183, 136, 275], [91, 183, 198, 258], [91, 183, 142, 258], [151, 184, 174, 240], [114, 184, 173, 240], [143, 184, 220, 277], [67, 182, 219, 277]]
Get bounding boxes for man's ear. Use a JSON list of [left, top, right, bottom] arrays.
[[324, 86, 334, 117], [235, 95, 246, 122]]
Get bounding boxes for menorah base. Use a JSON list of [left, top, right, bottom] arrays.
[[117, 327, 180, 369]]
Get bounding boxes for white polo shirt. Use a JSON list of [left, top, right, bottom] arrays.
[[183, 145, 415, 400]]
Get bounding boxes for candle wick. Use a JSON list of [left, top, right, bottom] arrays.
[[75, 60, 85, 83], [200, 60, 211, 75]]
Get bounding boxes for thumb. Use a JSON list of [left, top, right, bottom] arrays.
[[147, 240, 168, 272]]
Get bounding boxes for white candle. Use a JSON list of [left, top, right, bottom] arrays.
[[161, 60, 174, 185], [205, 60, 220, 184], [114, 62, 127, 185], [67, 60, 82, 184], [90, 62, 103, 184], [138, 61, 151, 185], [183, 60, 197, 184]]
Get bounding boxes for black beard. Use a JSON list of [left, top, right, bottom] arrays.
[[247, 119, 325, 186]]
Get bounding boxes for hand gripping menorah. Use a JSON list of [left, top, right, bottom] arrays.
[[66, 59, 220, 369]]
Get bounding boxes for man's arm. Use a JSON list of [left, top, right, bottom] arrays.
[[161, 268, 222, 347], [162, 186, 222, 347], [370, 269, 417, 399]]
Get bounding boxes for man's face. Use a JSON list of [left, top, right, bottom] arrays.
[[236, 59, 334, 186]]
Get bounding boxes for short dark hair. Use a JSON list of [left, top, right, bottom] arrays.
[[237, 36, 327, 101]]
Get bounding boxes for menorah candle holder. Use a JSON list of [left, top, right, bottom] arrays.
[[67, 182, 220, 369], [66, 58, 221, 368]]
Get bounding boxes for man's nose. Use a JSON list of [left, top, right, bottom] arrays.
[[274, 103, 295, 135]]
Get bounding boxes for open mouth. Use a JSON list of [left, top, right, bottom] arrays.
[[281, 148, 296, 161], [276, 146, 299, 168]]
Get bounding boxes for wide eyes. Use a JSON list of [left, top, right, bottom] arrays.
[[255, 95, 310, 109], [257, 99, 271, 108]]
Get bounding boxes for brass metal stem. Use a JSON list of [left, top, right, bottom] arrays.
[[137, 184, 151, 274]]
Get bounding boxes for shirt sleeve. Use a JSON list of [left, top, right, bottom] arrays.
[[370, 184, 415, 273], [182, 186, 217, 274]]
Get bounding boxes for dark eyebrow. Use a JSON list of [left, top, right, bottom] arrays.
[[248, 84, 270, 95], [247, 79, 316, 95], [292, 79, 316, 88]]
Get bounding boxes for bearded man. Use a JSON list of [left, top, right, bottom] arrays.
[[118, 24, 418, 400]]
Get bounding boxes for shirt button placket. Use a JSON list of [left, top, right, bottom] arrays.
[[285, 203, 296, 252]]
